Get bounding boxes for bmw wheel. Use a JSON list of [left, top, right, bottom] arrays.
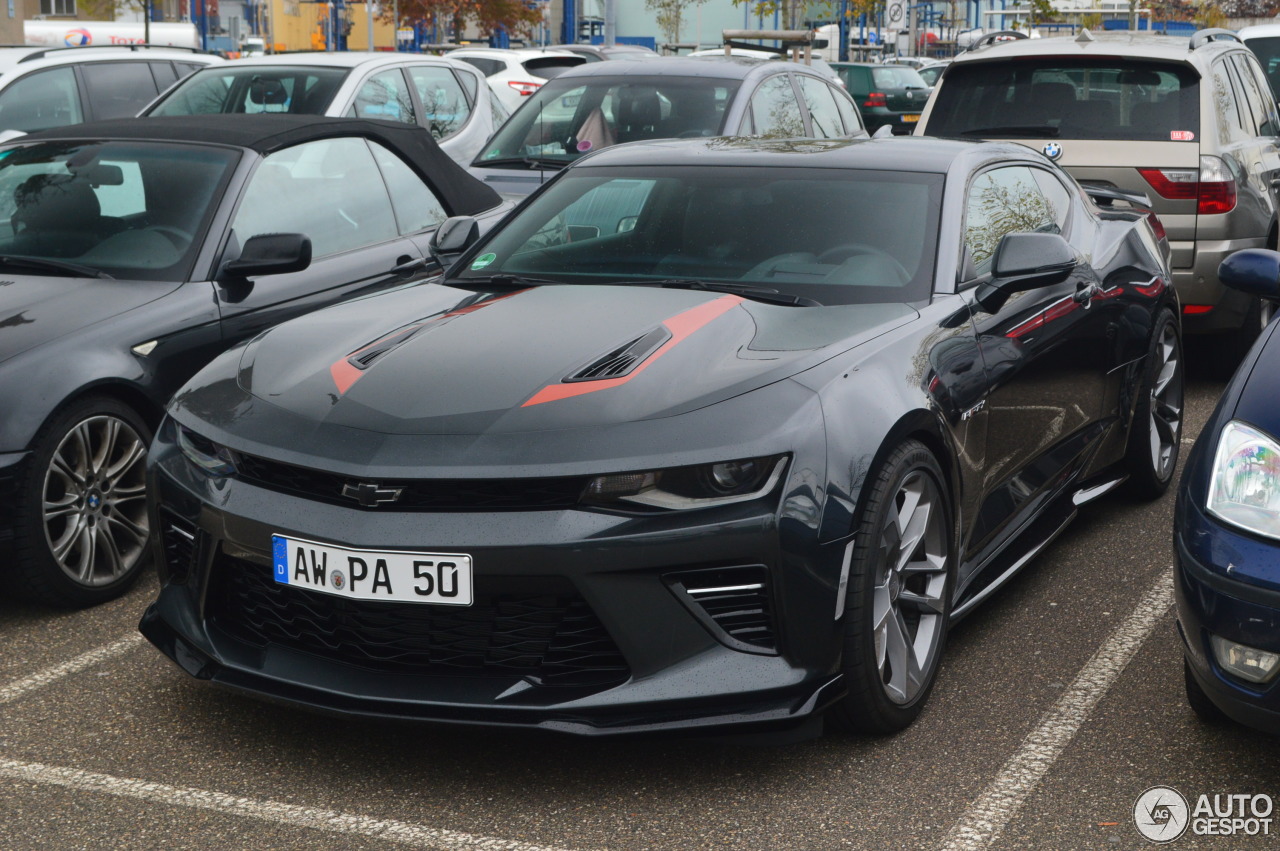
[[1124, 309, 1183, 500], [830, 440, 953, 734], [13, 397, 153, 607]]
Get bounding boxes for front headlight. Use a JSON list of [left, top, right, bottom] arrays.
[[176, 424, 238, 477], [581, 455, 788, 510], [1207, 421, 1280, 540]]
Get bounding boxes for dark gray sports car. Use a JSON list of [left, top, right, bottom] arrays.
[[141, 136, 1182, 737]]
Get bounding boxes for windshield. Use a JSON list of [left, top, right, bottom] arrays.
[[926, 59, 1200, 141], [454, 164, 943, 305], [871, 66, 928, 89], [474, 76, 741, 169], [0, 140, 238, 280], [148, 66, 350, 116]]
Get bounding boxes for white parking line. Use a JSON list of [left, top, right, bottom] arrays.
[[938, 570, 1174, 851], [0, 757, 576, 851], [0, 634, 145, 705]]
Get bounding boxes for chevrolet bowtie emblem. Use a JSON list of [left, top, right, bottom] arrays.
[[341, 482, 404, 507]]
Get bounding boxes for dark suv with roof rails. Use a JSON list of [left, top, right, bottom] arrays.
[[919, 28, 1280, 363]]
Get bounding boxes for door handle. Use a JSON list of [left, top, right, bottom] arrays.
[[391, 256, 427, 275]]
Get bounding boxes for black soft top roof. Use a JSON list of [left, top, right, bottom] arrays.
[[22, 114, 502, 216]]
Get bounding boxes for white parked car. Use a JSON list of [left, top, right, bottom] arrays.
[[0, 45, 220, 139], [141, 52, 506, 167], [447, 47, 587, 113]]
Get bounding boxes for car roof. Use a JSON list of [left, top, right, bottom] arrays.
[[1238, 24, 1280, 39], [571, 135, 1029, 173], [552, 55, 798, 81], [212, 51, 458, 70], [0, 46, 219, 74], [951, 31, 1243, 66], [448, 47, 580, 59], [20, 114, 501, 215]]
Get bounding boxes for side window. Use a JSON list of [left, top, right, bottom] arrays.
[[455, 67, 479, 102], [1029, 168, 1072, 234], [796, 75, 845, 138], [742, 75, 806, 138], [368, 141, 448, 234], [0, 68, 83, 132], [82, 62, 160, 120], [231, 137, 400, 258], [963, 167, 1055, 278], [1212, 60, 1252, 144], [174, 62, 203, 78], [1232, 54, 1279, 137], [407, 66, 470, 139], [489, 91, 510, 127], [831, 84, 863, 133], [149, 61, 178, 91], [349, 69, 415, 124]]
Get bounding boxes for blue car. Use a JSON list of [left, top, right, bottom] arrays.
[[1176, 249, 1280, 731]]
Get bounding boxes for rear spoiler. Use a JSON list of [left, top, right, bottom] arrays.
[[1079, 182, 1153, 210]]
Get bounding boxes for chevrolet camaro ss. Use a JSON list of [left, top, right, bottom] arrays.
[[141, 137, 1183, 736]]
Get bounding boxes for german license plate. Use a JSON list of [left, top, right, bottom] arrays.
[[901, 114, 921, 123], [271, 534, 473, 606]]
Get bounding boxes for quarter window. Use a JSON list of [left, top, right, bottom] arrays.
[[743, 75, 806, 138], [232, 137, 400, 258], [0, 68, 83, 132], [796, 75, 846, 138], [350, 69, 415, 124], [82, 63, 159, 120], [1212, 60, 1252, 144]]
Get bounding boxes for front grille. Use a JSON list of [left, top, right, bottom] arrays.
[[160, 513, 201, 583], [233, 453, 590, 512], [670, 566, 776, 653], [206, 553, 630, 688]]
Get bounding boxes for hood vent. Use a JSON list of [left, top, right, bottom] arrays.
[[565, 326, 671, 383]]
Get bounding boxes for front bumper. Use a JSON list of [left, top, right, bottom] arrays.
[[1174, 498, 1280, 734], [0, 450, 28, 555], [141, 438, 849, 736]]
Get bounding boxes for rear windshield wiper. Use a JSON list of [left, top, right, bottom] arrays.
[[654, 279, 822, 307], [0, 255, 112, 279], [472, 156, 572, 171], [958, 125, 1060, 138]]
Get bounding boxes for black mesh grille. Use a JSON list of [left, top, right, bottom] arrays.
[[233, 454, 590, 512], [160, 514, 201, 583], [674, 566, 776, 651], [206, 553, 630, 688]]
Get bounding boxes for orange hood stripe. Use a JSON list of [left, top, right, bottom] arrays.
[[521, 294, 743, 407]]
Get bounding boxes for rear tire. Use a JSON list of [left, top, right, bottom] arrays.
[[11, 396, 153, 607], [829, 440, 953, 734], [1124, 309, 1183, 500]]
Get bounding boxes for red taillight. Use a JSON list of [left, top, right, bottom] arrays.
[[1132, 208, 1168, 242], [508, 80, 541, 96], [863, 92, 887, 108], [1138, 156, 1237, 215], [1184, 304, 1214, 314]]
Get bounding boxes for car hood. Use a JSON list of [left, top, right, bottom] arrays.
[[234, 282, 917, 436], [0, 275, 178, 364]]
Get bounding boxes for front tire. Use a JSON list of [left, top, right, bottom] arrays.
[[829, 440, 953, 734], [12, 396, 153, 607], [1124, 309, 1183, 500]]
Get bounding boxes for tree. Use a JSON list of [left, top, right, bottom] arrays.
[[384, 0, 542, 38], [645, 0, 712, 45]]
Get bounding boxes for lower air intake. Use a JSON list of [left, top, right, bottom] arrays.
[[668, 565, 776, 655]]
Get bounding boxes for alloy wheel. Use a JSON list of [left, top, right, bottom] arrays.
[[1148, 322, 1183, 480], [42, 414, 150, 587], [872, 470, 949, 705]]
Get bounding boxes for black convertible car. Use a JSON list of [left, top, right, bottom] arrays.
[[142, 136, 1182, 736], [0, 115, 506, 607]]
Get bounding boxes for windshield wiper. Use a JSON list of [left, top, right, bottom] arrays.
[[0, 255, 112, 279], [448, 273, 564, 289], [473, 156, 572, 171], [958, 125, 1060, 138], [654, 279, 822, 307]]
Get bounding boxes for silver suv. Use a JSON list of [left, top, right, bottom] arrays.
[[918, 29, 1280, 354]]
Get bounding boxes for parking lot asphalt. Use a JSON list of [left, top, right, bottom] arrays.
[[2, 341, 1277, 851]]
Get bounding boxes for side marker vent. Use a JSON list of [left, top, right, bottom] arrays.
[[566, 326, 671, 382]]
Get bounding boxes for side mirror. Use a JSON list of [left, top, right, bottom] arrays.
[[991, 231, 1078, 290], [1220, 249, 1280, 299], [429, 215, 480, 262], [221, 233, 312, 279]]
